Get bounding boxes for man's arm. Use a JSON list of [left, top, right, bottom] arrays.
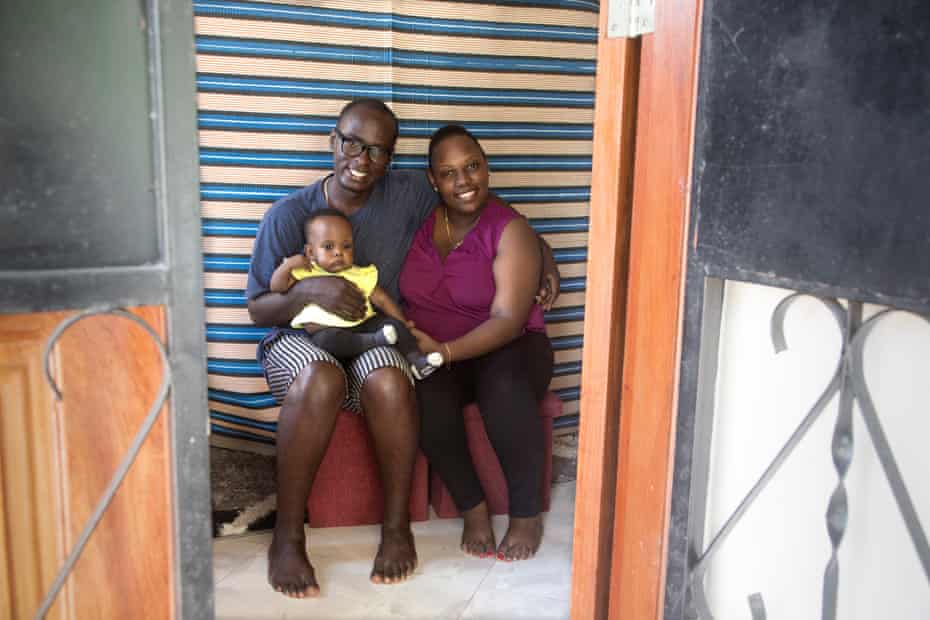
[[248, 277, 367, 327]]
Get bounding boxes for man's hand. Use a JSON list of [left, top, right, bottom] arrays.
[[536, 238, 561, 311], [535, 272, 559, 311], [293, 276, 367, 321]]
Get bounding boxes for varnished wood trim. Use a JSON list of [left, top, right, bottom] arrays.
[[0, 323, 67, 619], [606, 0, 702, 618], [570, 7, 641, 620]]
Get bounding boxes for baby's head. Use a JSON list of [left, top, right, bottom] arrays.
[[303, 208, 354, 272]]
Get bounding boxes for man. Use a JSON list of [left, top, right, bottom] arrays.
[[246, 98, 559, 598]]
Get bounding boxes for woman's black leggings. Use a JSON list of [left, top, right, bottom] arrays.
[[416, 331, 553, 518]]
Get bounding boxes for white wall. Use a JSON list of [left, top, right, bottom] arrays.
[[703, 280, 930, 619]]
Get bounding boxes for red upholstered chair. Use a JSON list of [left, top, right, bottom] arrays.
[[429, 391, 562, 518], [306, 409, 429, 528]]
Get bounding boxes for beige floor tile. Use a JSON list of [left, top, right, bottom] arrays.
[[213, 535, 268, 585], [214, 481, 577, 620]]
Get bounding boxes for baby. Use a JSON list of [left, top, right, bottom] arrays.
[[270, 208, 443, 379]]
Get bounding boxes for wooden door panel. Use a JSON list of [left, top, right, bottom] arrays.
[[0, 322, 66, 620], [0, 308, 174, 619]]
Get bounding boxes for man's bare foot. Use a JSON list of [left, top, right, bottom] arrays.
[[370, 525, 417, 584], [461, 501, 496, 558], [498, 515, 543, 561], [268, 530, 320, 598]]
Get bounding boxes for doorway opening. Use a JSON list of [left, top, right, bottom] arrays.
[[198, 1, 600, 618]]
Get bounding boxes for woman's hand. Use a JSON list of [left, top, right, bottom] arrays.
[[410, 326, 442, 355], [292, 276, 367, 321]]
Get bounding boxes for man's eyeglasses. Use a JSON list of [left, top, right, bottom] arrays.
[[333, 128, 393, 164]]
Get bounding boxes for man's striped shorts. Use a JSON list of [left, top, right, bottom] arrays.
[[260, 331, 414, 413]]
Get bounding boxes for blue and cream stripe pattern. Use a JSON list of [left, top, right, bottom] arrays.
[[197, 0, 598, 452]]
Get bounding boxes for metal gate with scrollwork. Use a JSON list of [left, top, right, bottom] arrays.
[[0, 1, 212, 617], [663, 0, 930, 617]]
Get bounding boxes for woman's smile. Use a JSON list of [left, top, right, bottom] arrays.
[[428, 133, 491, 213]]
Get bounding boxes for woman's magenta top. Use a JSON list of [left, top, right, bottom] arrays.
[[399, 197, 546, 343]]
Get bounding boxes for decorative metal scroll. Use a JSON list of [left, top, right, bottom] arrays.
[[685, 293, 930, 619], [33, 307, 172, 620]]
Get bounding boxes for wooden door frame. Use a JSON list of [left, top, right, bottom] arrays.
[[571, 1, 703, 618]]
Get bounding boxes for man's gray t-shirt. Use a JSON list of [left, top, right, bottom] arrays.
[[246, 169, 438, 353]]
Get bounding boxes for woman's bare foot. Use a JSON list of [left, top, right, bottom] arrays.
[[461, 501, 496, 558], [498, 515, 543, 561], [267, 529, 320, 598], [371, 525, 418, 584]]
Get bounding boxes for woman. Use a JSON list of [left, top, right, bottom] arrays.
[[399, 125, 554, 561]]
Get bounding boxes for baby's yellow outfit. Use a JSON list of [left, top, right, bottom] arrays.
[[289, 263, 378, 328]]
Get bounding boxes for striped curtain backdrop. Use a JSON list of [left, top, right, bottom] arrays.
[[196, 0, 598, 453]]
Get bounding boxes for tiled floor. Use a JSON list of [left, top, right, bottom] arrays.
[[213, 481, 576, 619]]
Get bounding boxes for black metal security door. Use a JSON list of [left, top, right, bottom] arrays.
[[0, 1, 211, 617], [665, 1, 930, 618]]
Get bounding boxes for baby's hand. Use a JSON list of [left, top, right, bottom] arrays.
[[279, 254, 308, 272]]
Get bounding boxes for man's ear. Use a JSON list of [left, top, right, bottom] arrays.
[[329, 130, 337, 152], [426, 169, 436, 191]]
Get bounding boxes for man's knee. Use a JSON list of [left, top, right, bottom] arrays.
[[288, 361, 345, 407]]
